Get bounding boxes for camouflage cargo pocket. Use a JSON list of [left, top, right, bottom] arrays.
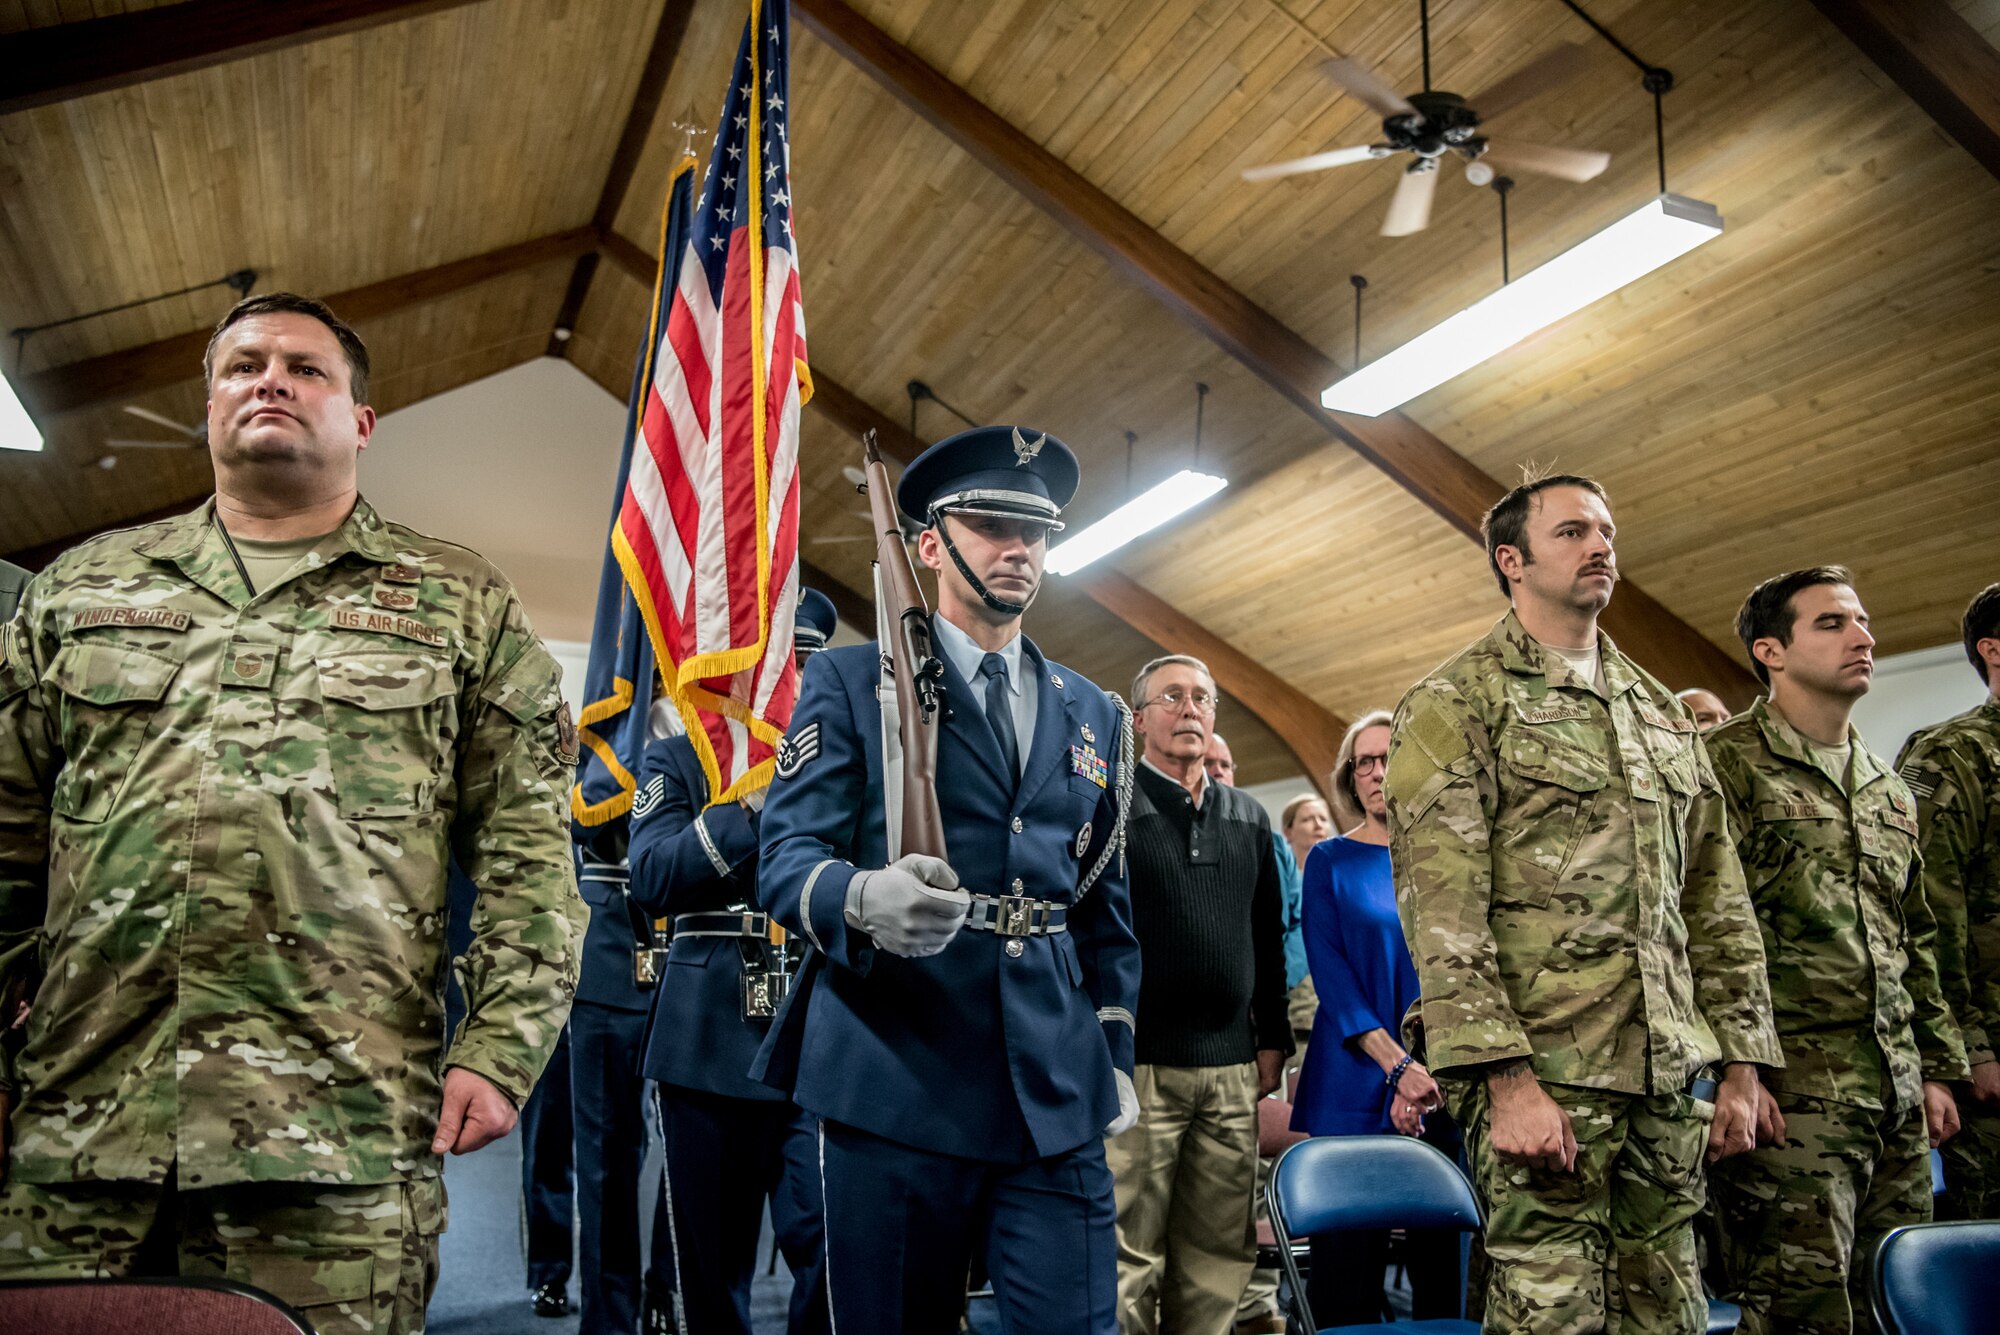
[[226, 1245, 383, 1331], [1494, 729, 1607, 906], [42, 640, 180, 822], [317, 651, 457, 819]]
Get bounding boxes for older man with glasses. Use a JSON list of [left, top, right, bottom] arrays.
[[1106, 655, 1293, 1335]]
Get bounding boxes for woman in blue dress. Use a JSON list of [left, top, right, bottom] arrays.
[[1289, 710, 1463, 1324]]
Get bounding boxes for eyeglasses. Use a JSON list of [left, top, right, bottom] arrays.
[[1353, 753, 1388, 775], [1140, 687, 1219, 715]]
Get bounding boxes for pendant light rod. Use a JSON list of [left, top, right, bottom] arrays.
[[1193, 381, 1209, 467], [906, 379, 981, 435], [1350, 274, 1368, 366], [1559, 0, 1675, 193], [1494, 176, 1515, 284]]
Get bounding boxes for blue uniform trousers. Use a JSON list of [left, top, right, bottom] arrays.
[[570, 999, 651, 1334], [655, 1084, 828, 1335], [819, 1120, 1117, 1335], [519, 1024, 575, 1290]]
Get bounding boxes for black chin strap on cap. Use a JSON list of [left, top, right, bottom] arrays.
[[934, 512, 1033, 617]]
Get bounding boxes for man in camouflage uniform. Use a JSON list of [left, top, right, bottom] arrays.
[[1385, 474, 1781, 1335], [0, 559, 27, 624], [1897, 581, 2000, 1221], [1705, 567, 1965, 1334], [0, 293, 585, 1333]]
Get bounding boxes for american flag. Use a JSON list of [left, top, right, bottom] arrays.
[[613, 0, 809, 804]]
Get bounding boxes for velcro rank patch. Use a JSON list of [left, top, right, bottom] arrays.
[[331, 607, 447, 648], [71, 606, 192, 633]]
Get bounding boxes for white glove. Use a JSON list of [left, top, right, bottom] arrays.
[[843, 854, 967, 958], [738, 784, 768, 814], [1106, 1069, 1140, 1137]]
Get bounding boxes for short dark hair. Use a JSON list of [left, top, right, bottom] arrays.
[[1734, 566, 1854, 687], [204, 292, 371, 404], [1964, 583, 2000, 685], [1480, 471, 1607, 598]]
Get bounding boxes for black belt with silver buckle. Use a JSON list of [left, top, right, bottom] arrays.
[[961, 894, 1067, 937], [673, 910, 770, 939]]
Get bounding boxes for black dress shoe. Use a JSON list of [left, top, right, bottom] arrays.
[[532, 1281, 571, 1317]]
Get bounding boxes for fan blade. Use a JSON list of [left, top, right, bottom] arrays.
[[1480, 139, 1610, 182], [1322, 57, 1416, 119], [808, 534, 871, 545], [104, 437, 200, 450], [121, 404, 203, 438], [1242, 144, 1384, 182], [1381, 165, 1439, 236], [1468, 42, 1592, 122]]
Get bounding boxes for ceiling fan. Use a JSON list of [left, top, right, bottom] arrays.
[[103, 404, 208, 451], [1241, 9, 1612, 237], [811, 464, 915, 545]]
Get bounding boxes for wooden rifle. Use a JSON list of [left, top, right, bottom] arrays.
[[861, 430, 948, 860]]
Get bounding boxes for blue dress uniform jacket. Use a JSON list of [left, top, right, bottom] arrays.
[[754, 630, 1140, 1164], [628, 733, 783, 1100]]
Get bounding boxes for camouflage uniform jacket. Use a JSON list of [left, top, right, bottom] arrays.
[[1708, 700, 1966, 1112], [1897, 697, 2000, 1071], [1385, 611, 1782, 1093], [0, 497, 585, 1188]]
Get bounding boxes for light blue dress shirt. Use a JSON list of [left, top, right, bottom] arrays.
[[932, 613, 1038, 777]]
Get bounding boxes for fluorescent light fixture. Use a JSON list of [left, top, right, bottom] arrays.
[[0, 369, 43, 452], [1047, 469, 1227, 576], [1323, 193, 1723, 417]]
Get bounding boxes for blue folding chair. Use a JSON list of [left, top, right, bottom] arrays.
[[1266, 1135, 1482, 1334], [1871, 1220, 2000, 1334], [1267, 1134, 1744, 1334]]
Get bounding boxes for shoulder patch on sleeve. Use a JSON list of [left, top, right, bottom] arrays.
[[631, 771, 666, 822], [775, 721, 821, 779], [1408, 691, 1471, 770]]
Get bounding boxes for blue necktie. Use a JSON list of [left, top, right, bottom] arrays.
[[979, 653, 1021, 784]]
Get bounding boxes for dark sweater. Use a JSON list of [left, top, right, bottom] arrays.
[[1127, 762, 1294, 1067]]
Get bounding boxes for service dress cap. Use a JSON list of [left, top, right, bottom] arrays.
[[794, 587, 839, 653], [895, 425, 1079, 532]]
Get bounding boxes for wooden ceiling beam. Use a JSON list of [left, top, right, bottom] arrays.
[[797, 557, 874, 635], [20, 227, 598, 418], [1810, 0, 2000, 184], [1080, 571, 1344, 801], [803, 367, 1342, 794], [0, 0, 486, 116], [791, 0, 1759, 704], [548, 0, 696, 359], [4, 493, 210, 570]]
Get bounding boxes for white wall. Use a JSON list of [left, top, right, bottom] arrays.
[[364, 357, 628, 645], [1851, 642, 1989, 760]]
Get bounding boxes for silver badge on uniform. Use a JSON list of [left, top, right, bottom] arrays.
[[1050, 671, 1064, 689], [1079, 723, 1094, 743], [775, 722, 821, 779], [1075, 822, 1092, 858]]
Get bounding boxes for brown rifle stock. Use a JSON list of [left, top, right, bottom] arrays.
[[862, 431, 948, 860]]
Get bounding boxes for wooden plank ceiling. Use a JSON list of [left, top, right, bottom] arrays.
[[4, 0, 1997, 788]]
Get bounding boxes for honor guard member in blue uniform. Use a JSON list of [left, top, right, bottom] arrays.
[[569, 815, 664, 1331], [626, 591, 838, 1335], [754, 427, 1143, 1335]]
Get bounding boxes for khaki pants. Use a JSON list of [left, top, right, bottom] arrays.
[[0, 1174, 445, 1334], [1107, 1063, 1260, 1335]]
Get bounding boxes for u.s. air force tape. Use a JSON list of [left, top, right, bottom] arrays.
[[775, 722, 820, 779], [632, 773, 666, 821]]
